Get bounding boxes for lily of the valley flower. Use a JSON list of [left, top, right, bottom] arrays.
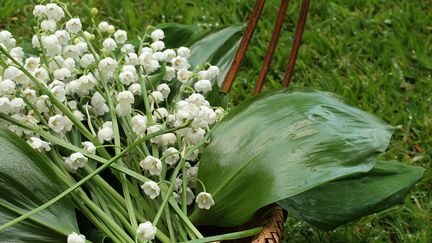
[[82, 141, 96, 154], [136, 221, 157, 241], [141, 180, 160, 199], [28, 137, 51, 152], [140, 155, 162, 176], [65, 18, 82, 33], [163, 147, 180, 166], [97, 121, 114, 143], [64, 152, 88, 172], [196, 192, 215, 210], [67, 232, 86, 243]]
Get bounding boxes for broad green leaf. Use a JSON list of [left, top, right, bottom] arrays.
[[191, 90, 393, 227], [278, 160, 424, 231], [157, 23, 202, 48], [0, 128, 79, 242]]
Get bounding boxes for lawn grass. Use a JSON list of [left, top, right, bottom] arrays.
[[1, 0, 430, 242]]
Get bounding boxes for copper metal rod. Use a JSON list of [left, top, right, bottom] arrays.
[[253, 0, 290, 96], [282, 0, 310, 87], [222, 0, 267, 93]]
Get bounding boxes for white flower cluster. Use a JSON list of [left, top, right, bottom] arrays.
[[0, 3, 223, 240]]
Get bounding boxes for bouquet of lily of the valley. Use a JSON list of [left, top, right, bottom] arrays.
[[0, 2, 423, 243]]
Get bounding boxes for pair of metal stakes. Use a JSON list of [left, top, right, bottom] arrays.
[[221, 0, 310, 96]]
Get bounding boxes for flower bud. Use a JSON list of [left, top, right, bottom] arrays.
[[90, 7, 99, 16]]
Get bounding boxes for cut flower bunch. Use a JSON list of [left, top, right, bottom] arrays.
[[0, 2, 222, 242], [0, 2, 424, 243]]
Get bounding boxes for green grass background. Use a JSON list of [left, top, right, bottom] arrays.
[[1, 0, 431, 242]]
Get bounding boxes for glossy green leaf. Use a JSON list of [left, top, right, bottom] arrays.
[[157, 23, 202, 48], [0, 128, 79, 242], [191, 90, 393, 227], [278, 160, 424, 230]]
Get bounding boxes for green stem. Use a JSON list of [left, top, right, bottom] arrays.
[[181, 227, 263, 243], [181, 156, 188, 214], [0, 125, 184, 232], [19, 93, 48, 127], [173, 218, 188, 241], [137, 66, 153, 122], [0, 45, 110, 159], [80, 192, 133, 242], [0, 112, 187, 187], [168, 197, 203, 239], [164, 206, 176, 242], [152, 132, 212, 231], [90, 186, 121, 227], [107, 202, 135, 235], [35, 31, 55, 80], [101, 75, 138, 231], [74, 197, 123, 242]]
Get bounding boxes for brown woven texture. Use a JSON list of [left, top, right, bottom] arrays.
[[216, 204, 286, 243], [250, 205, 285, 243]]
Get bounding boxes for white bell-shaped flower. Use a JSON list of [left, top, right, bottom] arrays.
[[177, 46, 191, 58], [148, 91, 164, 104], [98, 22, 109, 32], [28, 137, 51, 152], [136, 221, 157, 241], [156, 83, 171, 98], [151, 41, 165, 51], [141, 180, 160, 199], [45, 3, 64, 21], [131, 114, 147, 137], [150, 29, 165, 41], [162, 147, 180, 166], [0, 79, 16, 95], [98, 57, 117, 78], [24, 57, 40, 71], [0, 97, 11, 114], [163, 49, 176, 60], [97, 122, 114, 143], [66, 18, 82, 34], [91, 92, 109, 116], [33, 5, 46, 18], [102, 38, 117, 52], [128, 83, 141, 95], [80, 54, 95, 68], [67, 232, 86, 243], [196, 192, 215, 210], [140, 155, 162, 176], [121, 44, 134, 53], [54, 30, 70, 45], [114, 30, 127, 44], [117, 90, 134, 106], [64, 152, 88, 172], [171, 56, 190, 70], [115, 103, 131, 117], [40, 19, 57, 32], [194, 79, 212, 94], [48, 114, 72, 133], [82, 141, 96, 154]]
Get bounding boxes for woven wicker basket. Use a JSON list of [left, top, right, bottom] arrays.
[[200, 204, 286, 242], [216, 0, 310, 241], [238, 204, 286, 243]]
